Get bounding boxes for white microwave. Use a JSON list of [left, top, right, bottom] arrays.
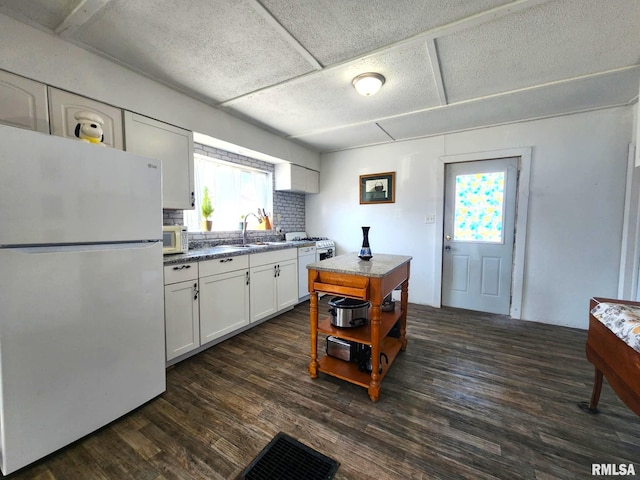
[[162, 225, 189, 255]]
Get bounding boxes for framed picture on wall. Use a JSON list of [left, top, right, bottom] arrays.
[[359, 172, 395, 204]]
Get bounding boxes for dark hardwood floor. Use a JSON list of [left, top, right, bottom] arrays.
[[6, 299, 639, 479]]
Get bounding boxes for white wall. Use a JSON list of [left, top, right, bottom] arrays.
[[0, 14, 320, 170], [307, 107, 633, 329]]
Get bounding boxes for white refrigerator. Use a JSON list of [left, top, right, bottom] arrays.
[[0, 125, 166, 474]]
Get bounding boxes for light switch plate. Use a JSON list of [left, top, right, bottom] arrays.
[[425, 214, 436, 224]]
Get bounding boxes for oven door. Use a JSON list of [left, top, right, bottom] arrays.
[[317, 247, 333, 261]]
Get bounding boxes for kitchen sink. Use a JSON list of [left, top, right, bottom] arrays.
[[217, 243, 270, 248]]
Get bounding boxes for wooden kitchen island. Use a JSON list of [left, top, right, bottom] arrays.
[[307, 253, 412, 401]]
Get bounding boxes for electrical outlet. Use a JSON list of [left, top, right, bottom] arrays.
[[277, 213, 282, 222], [425, 214, 436, 224]]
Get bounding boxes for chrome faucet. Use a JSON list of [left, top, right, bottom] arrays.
[[242, 212, 262, 246]]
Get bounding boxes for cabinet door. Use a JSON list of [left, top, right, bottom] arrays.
[[124, 111, 195, 210], [250, 263, 278, 322], [275, 163, 305, 192], [48, 87, 123, 149], [164, 280, 200, 361], [199, 269, 250, 344], [277, 258, 299, 310], [0, 70, 49, 133], [305, 168, 319, 194]]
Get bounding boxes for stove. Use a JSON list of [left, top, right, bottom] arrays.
[[285, 232, 335, 260], [285, 232, 335, 249], [287, 232, 336, 300]]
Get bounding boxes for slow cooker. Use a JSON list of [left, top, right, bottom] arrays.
[[328, 296, 370, 328]]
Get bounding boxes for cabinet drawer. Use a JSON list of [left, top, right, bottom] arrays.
[[199, 255, 249, 277], [164, 262, 198, 284], [249, 248, 297, 268]]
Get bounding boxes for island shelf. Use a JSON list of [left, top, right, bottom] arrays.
[[307, 253, 412, 401]]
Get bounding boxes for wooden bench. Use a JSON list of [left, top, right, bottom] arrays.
[[580, 297, 640, 416]]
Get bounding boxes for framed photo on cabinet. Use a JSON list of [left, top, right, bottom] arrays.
[[360, 172, 395, 204]]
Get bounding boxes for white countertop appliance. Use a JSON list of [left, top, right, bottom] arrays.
[[0, 125, 166, 475], [286, 232, 335, 300], [163, 224, 189, 254]]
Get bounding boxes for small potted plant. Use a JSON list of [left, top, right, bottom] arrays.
[[201, 187, 214, 231]]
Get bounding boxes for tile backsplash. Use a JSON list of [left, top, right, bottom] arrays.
[[163, 143, 306, 246]]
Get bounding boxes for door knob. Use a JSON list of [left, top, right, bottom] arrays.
[[445, 235, 451, 240]]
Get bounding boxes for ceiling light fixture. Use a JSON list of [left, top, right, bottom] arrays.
[[352, 72, 385, 96]]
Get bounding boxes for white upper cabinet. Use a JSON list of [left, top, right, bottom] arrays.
[[0, 70, 49, 133], [275, 163, 319, 194], [48, 87, 124, 149], [124, 111, 195, 210], [305, 168, 320, 194], [636, 80, 640, 167]]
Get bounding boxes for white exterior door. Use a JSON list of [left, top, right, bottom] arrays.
[[442, 157, 518, 315]]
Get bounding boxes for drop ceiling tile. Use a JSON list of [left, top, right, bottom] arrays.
[[0, 0, 77, 30], [437, 0, 640, 103], [261, 0, 512, 65], [70, 0, 315, 102], [379, 67, 640, 141], [290, 122, 391, 152], [226, 43, 440, 137]]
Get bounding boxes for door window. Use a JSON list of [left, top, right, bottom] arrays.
[[453, 171, 505, 243]]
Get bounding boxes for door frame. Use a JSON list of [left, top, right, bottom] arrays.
[[435, 147, 532, 319]]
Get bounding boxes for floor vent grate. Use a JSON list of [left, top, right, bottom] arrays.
[[242, 432, 339, 480]]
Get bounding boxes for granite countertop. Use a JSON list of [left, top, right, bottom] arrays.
[[163, 240, 315, 265], [307, 252, 412, 278]]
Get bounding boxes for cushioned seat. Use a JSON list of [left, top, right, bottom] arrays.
[[590, 302, 640, 353]]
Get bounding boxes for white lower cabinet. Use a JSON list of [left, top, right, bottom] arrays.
[[164, 249, 298, 364], [163, 263, 200, 361], [199, 255, 250, 345], [250, 262, 279, 321], [276, 259, 299, 309], [249, 249, 298, 323]]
